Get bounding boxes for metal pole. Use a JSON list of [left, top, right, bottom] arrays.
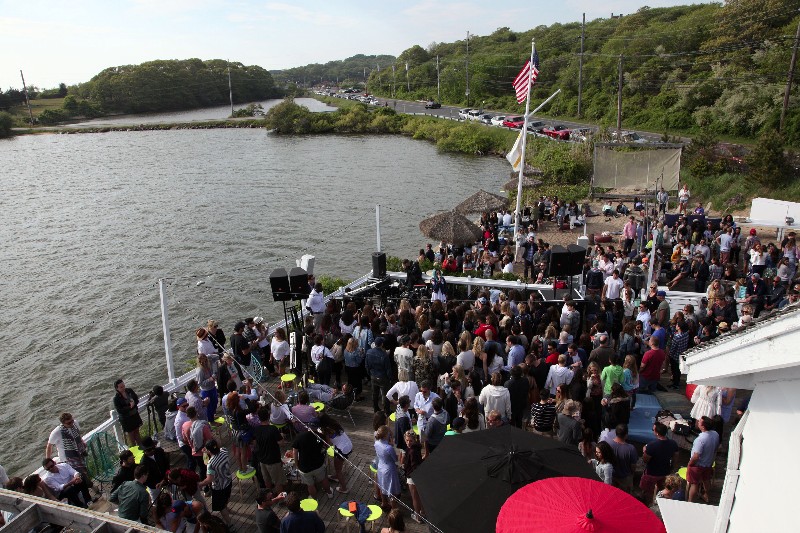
[[159, 278, 177, 385], [466, 31, 470, 107], [376, 204, 382, 252], [616, 54, 624, 139], [392, 65, 396, 98], [578, 13, 585, 118], [436, 55, 440, 101], [227, 63, 234, 117], [19, 70, 34, 126], [406, 62, 410, 92], [781, 10, 800, 133], [513, 39, 537, 241]]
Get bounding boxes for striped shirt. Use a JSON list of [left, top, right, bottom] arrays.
[[530, 401, 556, 432], [207, 448, 232, 490]]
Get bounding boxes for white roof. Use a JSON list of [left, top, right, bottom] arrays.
[[657, 498, 717, 532], [681, 304, 800, 388]]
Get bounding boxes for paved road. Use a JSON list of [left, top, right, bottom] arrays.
[[371, 96, 684, 144]]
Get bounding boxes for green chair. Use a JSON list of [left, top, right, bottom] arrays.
[[366, 504, 383, 531], [300, 498, 319, 511], [85, 431, 124, 496], [235, 467, 258, 499]]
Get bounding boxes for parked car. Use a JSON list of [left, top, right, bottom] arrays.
[[611, 130, 649, 144], [571, 127, 594, 143], [425, 101, 441, 109], [490, 115, 507, 127], [480, 114, 494, 125], [467, 109, 484, 121], [526, 121, 546, 134], [458, 108, 473, 120], [543, 124, 571, 140], [502, 115, 525, 128]]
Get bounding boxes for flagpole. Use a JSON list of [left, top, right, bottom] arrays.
[[513, 39, 537, 240]]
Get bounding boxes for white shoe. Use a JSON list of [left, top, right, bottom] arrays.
[[326, 488, 334, 499]]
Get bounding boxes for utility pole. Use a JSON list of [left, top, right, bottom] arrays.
[[364, 67, 367, 93], [227, 64, 234, 117], [19, 70, 34, 126], [616, 54, 624, 139], [376, 63, 381, 93], [392, 65, 396, 98], [466, 31, 471, 107], [436, 55, 441, 101], [406, 62, 410, 92], [578, 13, 585, 118], [781, 10, 800, 133]]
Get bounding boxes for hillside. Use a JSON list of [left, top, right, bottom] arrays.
[[274, 1, 800, 146]]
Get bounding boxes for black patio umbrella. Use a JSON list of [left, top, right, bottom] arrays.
[[413, 425, 598, 533], [418, 210, 483, 246], [454, 189, 508, 215]]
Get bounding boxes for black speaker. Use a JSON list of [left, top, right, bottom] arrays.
[[372, 252, 387, 278], [289, 267, 309, 301], [547, 245, 569, 277], [269, 268, 292, 302], [567, 245, 588, 277]]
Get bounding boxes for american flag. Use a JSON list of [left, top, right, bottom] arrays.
[[512, 51, 540, 104]]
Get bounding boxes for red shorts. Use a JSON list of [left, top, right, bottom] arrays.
[[686, 466, 713, 484], [639, 473, 666, 494]]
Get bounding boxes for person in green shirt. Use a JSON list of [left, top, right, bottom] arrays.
[[110, 464, 150, 524], [600, 354, 624, 396]]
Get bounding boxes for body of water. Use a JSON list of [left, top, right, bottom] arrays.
[[0, 125, 510, 474]]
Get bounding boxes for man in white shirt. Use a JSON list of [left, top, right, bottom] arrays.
[[174, 398, 195, 471], [544, 355, 574, 395], [45, 412, 88, 477], [502, 210, 513, 227], [41, 459, 92, 508], [413, 383, 440, 436], [678, 185, 690, 214], [636, 302, 652, 338], [306, 282, 325, 329], [602, 270, 624, 300], [394, 336, 414, 378]]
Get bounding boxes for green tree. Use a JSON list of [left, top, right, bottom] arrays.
[[0, 111, 13, 137], [747, 130, 790, 186]]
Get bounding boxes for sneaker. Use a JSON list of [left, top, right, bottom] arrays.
[[336, 486, 349, 494], [328, 475, 339, 483], [412, 513, 423, 524], [326, 488, 334, 499]]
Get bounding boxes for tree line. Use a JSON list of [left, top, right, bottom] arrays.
[[68, 58, 280, 114], [275, 1, 800, 146]]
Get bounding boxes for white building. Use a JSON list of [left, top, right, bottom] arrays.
[[659, 303, 800, 533]]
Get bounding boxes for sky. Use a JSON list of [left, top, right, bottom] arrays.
[[0, 0, 711, 90]]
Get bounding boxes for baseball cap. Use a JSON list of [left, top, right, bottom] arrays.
[[176, 398, 188, 406], [656, 290, 666, 297]]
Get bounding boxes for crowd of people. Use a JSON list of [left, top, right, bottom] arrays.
[[5, 187, 798, 530]]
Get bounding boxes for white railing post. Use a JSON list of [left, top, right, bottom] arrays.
[[159, 278, 177, 385], [376, 204, 382, 252]]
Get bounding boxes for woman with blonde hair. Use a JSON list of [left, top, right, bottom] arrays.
[[412, 345, 437, 390], [270, 327, 290, 377], [196, 354, 218, 421], [399, 430, 425, 523], [374, 425, 400, 510], [343, 336, 365, 401], [456, 331, 475, 373]]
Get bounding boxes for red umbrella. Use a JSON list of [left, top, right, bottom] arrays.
[[496, 477, 666, 533]]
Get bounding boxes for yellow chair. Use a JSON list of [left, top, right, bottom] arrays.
[[300, 498, 319, 511], [388, 412, 396, 422], [280, 373, 297, 391], [129, 446, 144, 464], [235, 467, 257, 499], [366, 504, 383, 531], [311, 402, 325, 413], [339, 507, 355, 532]]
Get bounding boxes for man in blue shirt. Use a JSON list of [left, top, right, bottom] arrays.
[[280, 491, 324, 533], [365, 337, 392, 415], [687, 417, 720, 503], [504, 335, 525, 372]]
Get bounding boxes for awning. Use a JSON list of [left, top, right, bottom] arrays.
[[657, 498, 717, 532]]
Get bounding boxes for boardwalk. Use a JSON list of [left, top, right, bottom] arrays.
[[150, 376, 430, 533]]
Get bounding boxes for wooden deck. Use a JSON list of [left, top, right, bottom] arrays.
[[157, 377, 428, 533]]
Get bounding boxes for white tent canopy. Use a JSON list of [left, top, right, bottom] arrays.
[[593, 143, 682, 191]]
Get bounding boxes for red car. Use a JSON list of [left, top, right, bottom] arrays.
[[543, 124, 571, 140], [502, 115, 525, 129]]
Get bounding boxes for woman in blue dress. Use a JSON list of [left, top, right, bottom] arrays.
[[374, 425, 400, 510]]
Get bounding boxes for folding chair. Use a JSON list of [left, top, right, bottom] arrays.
[[85, 431, 125, 497], [326, 389, 356, 427]]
